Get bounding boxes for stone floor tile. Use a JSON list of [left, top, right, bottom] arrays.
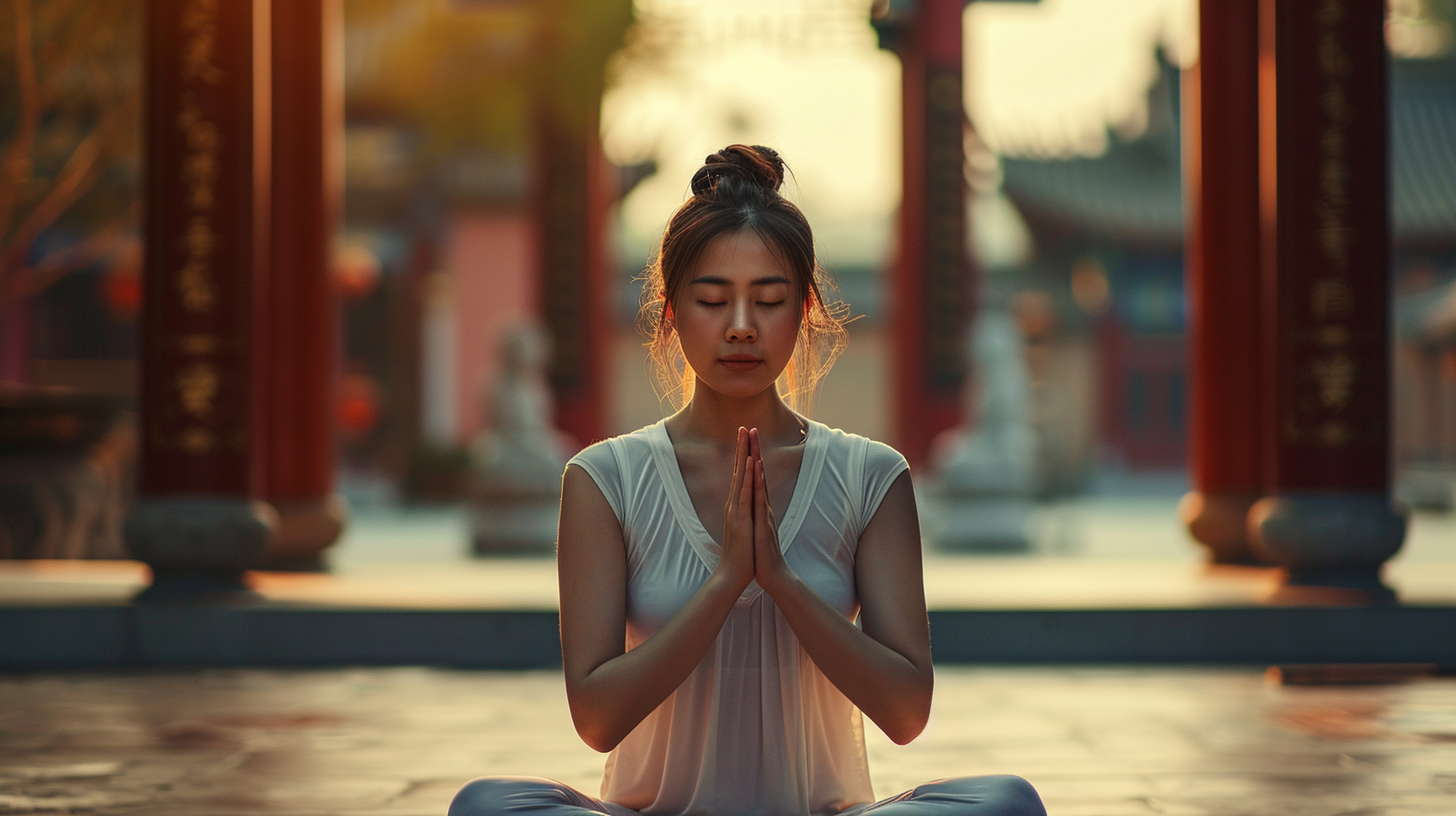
[[3, 668, 1456, 815]]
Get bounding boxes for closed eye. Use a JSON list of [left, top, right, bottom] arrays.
[[758, 300, 785, 307], [697, 300, 726, 307]]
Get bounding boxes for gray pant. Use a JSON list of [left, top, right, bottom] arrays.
[[449, 775, 1046, 816]]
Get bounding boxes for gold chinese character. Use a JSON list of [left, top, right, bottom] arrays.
[[182, 0, 219, 30], [1311, 278, 1353, 320], [186, 178, 215, 211], [1311, 352, 1356, 410], [179, 334, 217, 355], [1316, 421, 1350, 448], [176, 100, 220, 152], [179, 427, 215, 454], [178, 259, 215, 312], [1315, 325, 1350, 346], [177, 362, 220, 418], [182, 27, 223, 86], [182, 216, 216, 257]]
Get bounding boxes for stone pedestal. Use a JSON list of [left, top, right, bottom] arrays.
[[127, 497, 275, 602], [1177, 492, 1262, 565], [471, 494, 560, 556], [263, 495, 348, 571], [1250, 494, 1407, 602]]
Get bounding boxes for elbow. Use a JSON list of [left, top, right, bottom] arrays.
[[884, 707, 930, 745], [882, 681, 932, 745], [577, 725, 622, 754], [569, 705, 625, 753], [885, 716, 929, 746], [573, 718, 622, 753]]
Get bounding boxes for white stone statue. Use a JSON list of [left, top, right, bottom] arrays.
[[470, 323, 573, 554], [928, 311, 1038, 551]]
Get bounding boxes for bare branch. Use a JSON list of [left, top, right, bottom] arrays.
[[0, 128, 104, 285], [11, 204, 138, 302], [0, 0, 41, 240]]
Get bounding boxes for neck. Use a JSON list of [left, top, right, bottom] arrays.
[[671, 382, 804, 448]]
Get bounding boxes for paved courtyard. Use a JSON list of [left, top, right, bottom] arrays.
[[1, 667, 1454, 816]]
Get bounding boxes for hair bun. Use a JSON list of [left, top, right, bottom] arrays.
[[690, 144, 785, 197]]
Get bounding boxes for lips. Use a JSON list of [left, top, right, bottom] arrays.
[[719, 355, 762, 372]]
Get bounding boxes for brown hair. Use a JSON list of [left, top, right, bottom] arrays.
[[638, 145, 849, 412]]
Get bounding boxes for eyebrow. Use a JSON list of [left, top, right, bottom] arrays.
[[689, 275, 793, 286]]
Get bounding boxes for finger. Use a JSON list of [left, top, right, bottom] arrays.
[[755, 459, 768, 528], [740, 454, 755, 516], [749, 427, 761, 462], [728, 427, 745, 502], [758, 458, 777, 527]]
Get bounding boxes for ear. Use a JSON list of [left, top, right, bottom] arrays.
[[663, 302, 676, 332]]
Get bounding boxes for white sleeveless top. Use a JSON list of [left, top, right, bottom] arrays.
[[567, 418, 910, 816]]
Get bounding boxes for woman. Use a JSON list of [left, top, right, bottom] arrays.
[[450, 146, 1045, 816]]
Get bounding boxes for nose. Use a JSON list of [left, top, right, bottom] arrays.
[[726, 299, 757, 343]]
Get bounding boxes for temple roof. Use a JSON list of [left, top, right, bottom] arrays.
[[1000, 56, 1456, 250]]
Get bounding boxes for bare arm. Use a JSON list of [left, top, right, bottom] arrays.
[[752, 440, 933, 744], [557, 430, 757, 753]]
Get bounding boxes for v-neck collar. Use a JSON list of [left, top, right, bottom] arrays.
[[647, 418, 827, 601]]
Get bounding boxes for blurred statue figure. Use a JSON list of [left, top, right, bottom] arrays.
[[928, 311, 1037, 551], [470, 322, 573, 554]]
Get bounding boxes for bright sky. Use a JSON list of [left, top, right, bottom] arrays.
[[602, 0, 1197, 267]]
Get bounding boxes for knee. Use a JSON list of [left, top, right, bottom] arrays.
[[449, 776, 567, 816], [917, 775, 1045, 816], [975, 775, 1045, 816]]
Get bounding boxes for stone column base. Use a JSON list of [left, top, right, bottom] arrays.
[[125, 497, 276, 603], [1178, 491, 1269, 565], [471, 497, 560, 556], [254, 494, 348, 571], [929, 496, 1034, 552], [1248, 493, 1408, 603]]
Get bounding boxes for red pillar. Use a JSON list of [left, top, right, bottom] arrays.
[[260, 0, 346, 570], [128, 0, 275, 594], [1179, 0, 1268, 564], [531, 108, 608, 449], [1249, 0, 1406, 599], [530, 0, 610, 449], [890, 0, 972, 466]]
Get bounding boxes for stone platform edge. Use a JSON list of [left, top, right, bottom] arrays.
[[3, 604, 1455, 668]]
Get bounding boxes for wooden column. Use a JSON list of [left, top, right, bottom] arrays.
[[259, 0, 346, 570], [1249, 0, 1406, 599], [128, 0, 275, 596], [1179, 0, 1268, 564], [531, 108, 608, 448], [530, 0, 611, 449], [890, 0, 972, 466]]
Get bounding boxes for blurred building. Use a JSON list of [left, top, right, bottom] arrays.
[[998, 49, 1456, 477]]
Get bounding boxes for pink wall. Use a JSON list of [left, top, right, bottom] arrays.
[[445, 210, 535, 444]]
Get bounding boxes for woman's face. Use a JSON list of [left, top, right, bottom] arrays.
[[669, 228, 803, 401]]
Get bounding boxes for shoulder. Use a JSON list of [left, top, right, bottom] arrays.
[[810, 420, 910, 478], [566, 423, 657, 472]]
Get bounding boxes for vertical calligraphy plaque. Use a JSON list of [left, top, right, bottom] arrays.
[[890, 0, 971, 466], [141, 0, 271, 497], [1250, 0, 1405, 598], [1259, 0, 1389, 492]]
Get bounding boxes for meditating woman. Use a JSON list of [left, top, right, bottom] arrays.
[[450, 145, 1046, 816]]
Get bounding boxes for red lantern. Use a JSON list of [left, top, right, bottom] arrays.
[[337, 371, 380, 439], [333, 244, 380, 300]]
